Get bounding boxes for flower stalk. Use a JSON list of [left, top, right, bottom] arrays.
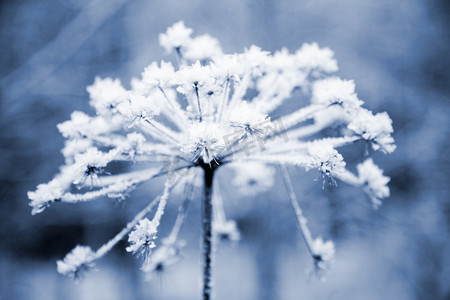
[[201, 163, 215, 300]]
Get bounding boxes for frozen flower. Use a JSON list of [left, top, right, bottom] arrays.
[[348, 109, 396, 153], [61, 139, 92, 164], [29, 21, 395, 289], [294, 42, 338, 73], [231, 162, 275, 195], [124, 133, 146, 159], [214, 219, 240, 242], [57, 111, 122, 141], [142, 239, 185, 275], [311, 238, 335, 271], [71, 147, 116, 185], [357, 158, 390, 208], [211, 54, 245, 81], [228, 101, 272, 140], [311, 77, 363, 109], [180, 122, 226, 163], [137, 61, 176, 89], [126, 218, 157, 259], [116, 91, 161, 127], [57, 245, 95, 278], [184, 34, 223, 61], [87, 77, 128, 115], [239, 45, 270, 76], [159, 21, 193, 53], [175, 61, 215, 95], [28, 179, 64, 215], [126, 181, 169, 259], [306, 142, 346, 186]]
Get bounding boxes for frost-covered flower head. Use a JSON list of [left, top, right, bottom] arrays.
[[214, 219, 241, 242], [142, 238, 185, 275], [306, 142, 346, 186], [29, 21, 395, 284], [126, 218, 158, 259], [159, 21, 193, 53], [56, 245, 95, 278], [348, 109, 396, 154], [310, 238, 335, 281], [357, 158, 390, 208]]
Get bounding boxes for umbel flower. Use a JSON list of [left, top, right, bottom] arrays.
[[28, 21, 395, 298]]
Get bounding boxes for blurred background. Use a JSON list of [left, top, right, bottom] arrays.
[[1, 0, 449, 299]]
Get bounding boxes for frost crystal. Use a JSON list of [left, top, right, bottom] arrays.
[[138, 61, 176, 89], [214, 219, 240, 242], [126, 218, 158, 258], [357, 158, 390, 208], [294, 42, 338, 73], [56, 245, 95, 278], [29, 21, 395, 283], [142, 239, 185, 275], [306, 142, 346, 186], [348, 109, 396, 153], [311, 77, 363, 109], [86, 77, 128, 115], [185, 34, 223, 61], [28, 179, 64, 215], [159, 21, 193, 53], [311, 238, 335, 271]]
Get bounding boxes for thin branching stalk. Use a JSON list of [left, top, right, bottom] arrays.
[[166, 182, 195, 244], [195, 84, 203, 122], [94, 181, 172, 260], [279, 164, 315, 258], [217, 78, 230, 123], [175, 46, 184, 67]]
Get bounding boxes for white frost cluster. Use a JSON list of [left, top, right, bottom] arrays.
[[357, 158, 390, 208], [348, 109, 396, 153], [126, 218, 158, 257], [311, 77, 363, 109], [159, 21, 193, 53], [306, 142, 346, 185], [56, 245, 95, 278], [185, 34, 223, 61], [29, 21, 395, 279], [142, 239, 185, 275], [311, 238, 335, 270], [214, 219, 240, 242]]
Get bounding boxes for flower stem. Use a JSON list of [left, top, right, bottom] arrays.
[[201, 165, 215, 300], [195, 84, 203, 122], [279, 164, 315, 258]]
